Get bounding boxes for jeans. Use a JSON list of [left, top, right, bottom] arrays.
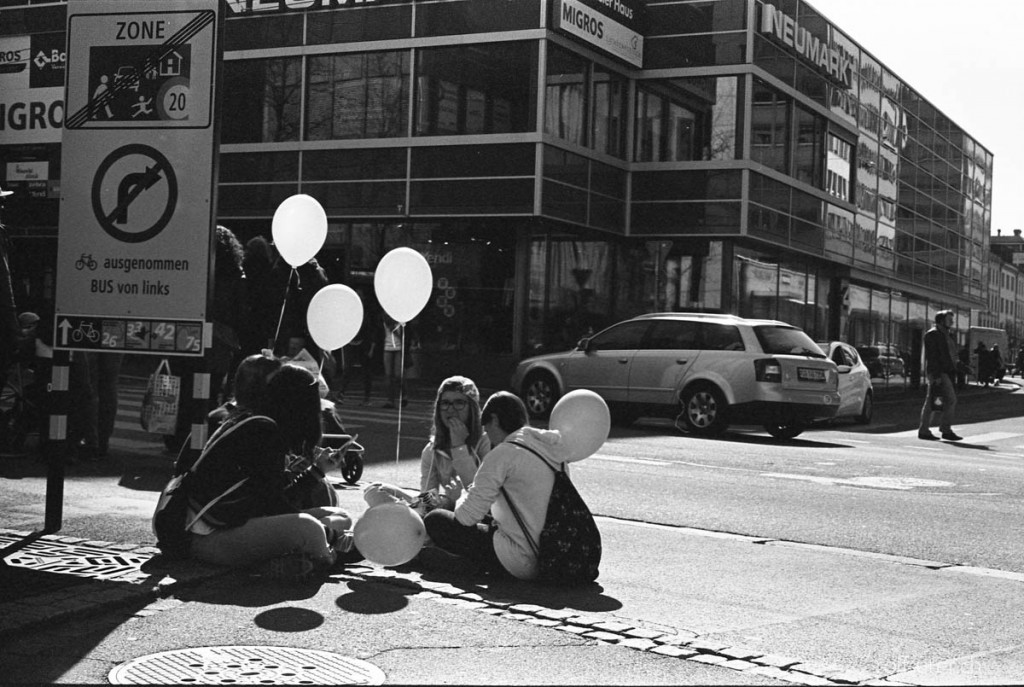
[[919, 372, 957, 434], [190, 507, 350, 567], [423, 509, 506, 575]]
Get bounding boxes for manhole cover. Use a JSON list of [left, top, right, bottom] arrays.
[[108, 646, 385, 685]]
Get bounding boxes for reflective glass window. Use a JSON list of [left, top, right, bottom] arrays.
[[545, 44, 588, 146], [416, 42, 536, 136], [634, 77, 739, 162], [793, 107, 824, 188], [306, 51, 410, 140], [222, 58, 302, 143], [826, 133, 853, 202], [750, 80, 789, 173], [225, 15, 302, 50], [307, 4, 412, 43], [592, 66, 627, 158], [416, 0, 541, 36]]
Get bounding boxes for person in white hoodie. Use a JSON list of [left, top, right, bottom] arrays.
[[423, 391, 567, 580]]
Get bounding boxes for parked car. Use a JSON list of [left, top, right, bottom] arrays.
[[817, 341, 873, 424], [855, 344, 904, 379], [511, 313, 840, 440]]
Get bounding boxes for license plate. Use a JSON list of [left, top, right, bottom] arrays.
[[798, 367, 826, 382]]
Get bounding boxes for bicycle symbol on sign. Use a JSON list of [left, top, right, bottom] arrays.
[[75, 253, 98, 271], [71, 322, 101, 344]]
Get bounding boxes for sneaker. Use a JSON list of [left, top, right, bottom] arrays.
[[941, 431, 963, 441], [918, 431, 939, 441]]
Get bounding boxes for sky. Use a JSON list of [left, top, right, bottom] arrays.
[[808, 0, 1024, 235]]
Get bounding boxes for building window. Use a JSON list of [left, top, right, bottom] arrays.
[[826, 133, 853, 202], [222, 57, 302, 143], [544, 44, 588, 146], [750, 80, 788, 173], [591, 65, 627, 158], [307, 51, 410, 140], [416, 41, 536, 136]]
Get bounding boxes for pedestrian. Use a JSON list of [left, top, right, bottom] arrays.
[[340, 299, 375, 405], [974, 341, 991, 386], [918, 310, 963, 441], [422, 391, 564, 580], [0, 187, 24, 387], [381, 312, 405, 408], [1016, 347, 1024, 378], [362, 375, 491, 512], [184, 363, 361, 581], [990, 344, 1005, 385]]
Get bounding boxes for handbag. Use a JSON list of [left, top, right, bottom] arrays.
[[140, 358, 180, 434], [501, 441, 601, 586]]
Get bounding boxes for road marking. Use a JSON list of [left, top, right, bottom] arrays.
[[962, 432, 1022, 443], [761, 472, 954, 490], [591, 454, 668, 466]]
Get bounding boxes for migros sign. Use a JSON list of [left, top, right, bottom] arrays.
[[759, 3, 852, 89]]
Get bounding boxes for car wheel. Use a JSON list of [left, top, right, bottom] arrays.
[[522, 371, 559, 419], [678, 385, 729, 436], [854, 391, 873, 425], [764, 422, 805, 440]]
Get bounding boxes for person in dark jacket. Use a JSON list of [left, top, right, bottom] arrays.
[[918, 310, 963, 441], [0, 188, 24, 383], [184, 364, 359, 576]]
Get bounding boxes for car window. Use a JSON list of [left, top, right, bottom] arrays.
[[700, 323, 745, 351], [754, 326, 825, 357], [644, 320, 700, 349], [587, 320, 650, 351], [830, 346, 847, 366]]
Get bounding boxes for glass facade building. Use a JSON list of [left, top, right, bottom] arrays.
[[0, 0, 994, 388]]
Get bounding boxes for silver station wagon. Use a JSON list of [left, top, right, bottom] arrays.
[[511, 313, 840, 440]]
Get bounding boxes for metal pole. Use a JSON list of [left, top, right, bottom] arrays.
[[44, 349, 70, 533]]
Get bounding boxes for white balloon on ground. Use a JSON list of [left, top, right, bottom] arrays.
[[272, 194, 328, 268], [374, 247, 432, 324], [352, 502, 427, 567], [307, 284, 363, 351], [549, 389, 610, 462]]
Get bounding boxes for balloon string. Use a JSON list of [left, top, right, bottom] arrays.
[[394, 324, 405, 480], [273, 268, 296, 352]]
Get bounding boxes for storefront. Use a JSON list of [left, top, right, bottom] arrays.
[[0, 0, 993, 388]]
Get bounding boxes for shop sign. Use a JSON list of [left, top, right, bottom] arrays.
[[759, 3, 852, 89], [224, 0, 391, 15], [0, 33, 66, 144], [554, 0, 644, 68]]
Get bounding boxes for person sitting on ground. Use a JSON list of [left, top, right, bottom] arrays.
[[422, 391, 567, 580], [364, 375, 490, 513], [184, 363, 361, 579]]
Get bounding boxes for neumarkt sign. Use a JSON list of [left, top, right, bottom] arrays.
[[55, 0, 220, 355]]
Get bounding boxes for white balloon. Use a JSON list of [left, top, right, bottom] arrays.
[[352, 503, 427, 567], [271, 194, 328, 268], [549, 390, 611, 462], [374, 248, 432, 324], [307, 284, 363, 352]]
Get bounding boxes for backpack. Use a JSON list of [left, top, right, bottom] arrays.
[[151, 416, 257, 558], [503, 441, 601, 586]]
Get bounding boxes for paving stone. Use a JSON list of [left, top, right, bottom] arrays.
[[721, 659, 759, 672], [689, 653, 730, 665], [536, 608, 576, 621], [508, 603, 546, 614], [617, 638, 658, 651], [525, 618, 562, 628], [624, 627, 665, 640], [582, 630, 623, 642], [477, 608, 505, 616], [792, 662, 850, 678], [688, 639, 731, 653], [457, 592, 484, 602], [592, 620, 634, 633], [749, 666, 795, 682], [785, 672, 838, 686], [502, 612, 533, 622], [565, 614, 605, 627], [555, 624, 591, 635], [720, 646, 762, 661], [752, 653, 803, 669], [650, 645, 699, 659], [654, 632, 699, 646], [830, 671, 881, 685]]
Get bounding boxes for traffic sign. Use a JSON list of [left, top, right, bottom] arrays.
[[55, 0, 220, 355]]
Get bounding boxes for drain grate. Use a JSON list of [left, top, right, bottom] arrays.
[[108, 646, 386, 685]]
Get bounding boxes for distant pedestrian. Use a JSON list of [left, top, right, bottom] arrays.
[[1016, 348, 1024, 378], [918, 310, 963, 441], [381, 313, 405, 408], [990, 344, 1005, 385]]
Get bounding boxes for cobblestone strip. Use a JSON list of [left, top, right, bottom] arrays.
[[354, 566, 893, 686]]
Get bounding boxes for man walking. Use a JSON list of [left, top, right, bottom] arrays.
[[919, 309, 962, 441]]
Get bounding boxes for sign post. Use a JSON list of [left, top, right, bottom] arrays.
[[48, 0, 221, 530]]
